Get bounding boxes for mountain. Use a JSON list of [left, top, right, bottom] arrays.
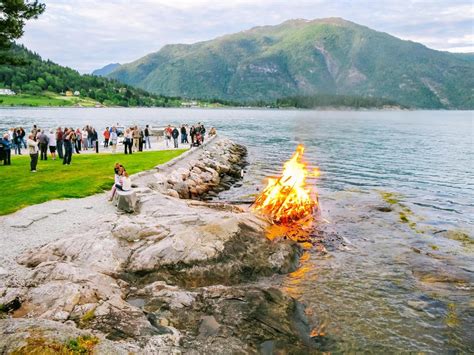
[[0, 44, 182, 107], [92, 63, 121, 76], [108, 18, 474, 109]]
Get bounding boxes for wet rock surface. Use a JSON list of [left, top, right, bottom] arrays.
[[0, 137, 313, 353]]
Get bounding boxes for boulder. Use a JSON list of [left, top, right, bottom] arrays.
[[114, 190, 138, 213]]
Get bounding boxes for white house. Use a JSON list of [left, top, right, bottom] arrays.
[[0, 88, 16, 96], [74, 91, 80, 96]]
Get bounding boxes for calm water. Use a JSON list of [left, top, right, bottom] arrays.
[[1, 108, 473, 352]]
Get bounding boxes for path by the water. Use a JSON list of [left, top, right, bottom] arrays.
[[11, 136, 193, 157]]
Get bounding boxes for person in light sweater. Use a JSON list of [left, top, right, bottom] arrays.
[[27, 134, 39, 172]]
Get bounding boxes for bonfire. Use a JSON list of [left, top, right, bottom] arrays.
[[252, 144, 319, 225]]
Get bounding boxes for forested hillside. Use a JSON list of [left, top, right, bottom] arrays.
[[0, 44, 181, 107]]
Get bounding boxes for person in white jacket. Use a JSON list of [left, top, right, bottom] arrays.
[[120, 171, 132, 191], [48, 129, 57, 160]]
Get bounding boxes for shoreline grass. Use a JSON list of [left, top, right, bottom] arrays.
[[0, 149, 186, 215], [0, 93, 101, 107]]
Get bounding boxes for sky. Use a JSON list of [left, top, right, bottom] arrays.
[[19, 0, 474, 73]]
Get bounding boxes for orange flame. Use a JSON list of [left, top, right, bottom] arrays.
[[252, 144, 319, 224]]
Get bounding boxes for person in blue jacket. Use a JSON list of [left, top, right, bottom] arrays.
[[1, 133, 11, 165]]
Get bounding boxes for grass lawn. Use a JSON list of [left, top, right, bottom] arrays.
[[0, 92, 101, 107], [0, 149, 186, 215]]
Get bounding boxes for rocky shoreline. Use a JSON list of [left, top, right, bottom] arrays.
[[0, 137, 316, 353]]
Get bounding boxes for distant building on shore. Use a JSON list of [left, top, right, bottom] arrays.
[[65, 90, 73, 96], [0, 88, 16, 96], [181, 101, 198, 108], [74, 90, 80, 96]]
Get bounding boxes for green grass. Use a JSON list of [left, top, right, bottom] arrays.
[[0, 92, 101, 107], [0, 149, 186, 215]]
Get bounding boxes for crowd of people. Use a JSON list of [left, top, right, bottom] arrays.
[[0, 122, 217, 172]]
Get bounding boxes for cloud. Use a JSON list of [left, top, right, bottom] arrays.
[[19, 0, 474, 73]]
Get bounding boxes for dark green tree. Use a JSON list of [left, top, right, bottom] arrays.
[[0, 0, 45, 63]]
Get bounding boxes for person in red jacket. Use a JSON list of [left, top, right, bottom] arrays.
[[103, 127, 110, 148]]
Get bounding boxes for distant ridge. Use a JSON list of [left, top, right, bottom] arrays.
[[92, 63, 121, 76], [108, 18, 474, 109]]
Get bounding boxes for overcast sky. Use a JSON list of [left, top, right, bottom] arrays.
[[19, 0, 474, 73]]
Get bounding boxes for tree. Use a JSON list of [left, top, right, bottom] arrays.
[[0, 0, 45, 63]]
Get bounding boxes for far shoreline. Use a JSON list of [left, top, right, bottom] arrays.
[[1, 104, 473, 112]]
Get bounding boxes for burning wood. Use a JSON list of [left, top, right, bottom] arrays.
[[252, 145, 319, 225]]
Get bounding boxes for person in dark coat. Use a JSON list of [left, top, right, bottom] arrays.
[[37, 129, 49, 160], [171, 127, 179, 148], [189, 125, 196, 146], [63, 128, 73, 165]]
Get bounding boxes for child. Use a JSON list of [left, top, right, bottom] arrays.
[[109, 163, 123, 200]]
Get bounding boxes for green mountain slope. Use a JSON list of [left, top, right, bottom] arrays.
[[0, 44, 181, 107], [109, 18, 474, 109]]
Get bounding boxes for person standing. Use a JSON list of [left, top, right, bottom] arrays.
[[172, 126, 179, 148], [14, 129, 22, 155], [48, 129, 57, 160], [110, 127, 118, 154], [38, 129, 49, 160], [81, 128, 88, 150], [56, 127, 64, 159], [103, 127, 110, 148], [124, 128, 132, 154], [19, 127, 26, 149], [139, 128, 144, 152], [27, 133, 39, 172], [180, 125, 187, 144], [190, 125, 196, 146], [75, 128, 82, 152], [164, 124, 172, 148], [63, 128, 73, 165], [87, 126, 93, 149], [11, 129, 18, 155], [200, 124, 206, 143], [1, 134, 11, 165], [89, 127, 97, 153], [144, 125, 151, 149], [132, 126, 140, 152]]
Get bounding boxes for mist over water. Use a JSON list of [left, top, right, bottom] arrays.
[[1, 107, 473, 351]]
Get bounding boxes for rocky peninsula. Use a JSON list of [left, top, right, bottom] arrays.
[[0, 136, 316, 353]]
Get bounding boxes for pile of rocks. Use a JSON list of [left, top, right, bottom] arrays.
[[152, 138, 247, 200]]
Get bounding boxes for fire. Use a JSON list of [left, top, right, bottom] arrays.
[[252, 144, 319, 225]]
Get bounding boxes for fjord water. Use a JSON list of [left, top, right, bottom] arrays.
[[1, 108, 472, 351]]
